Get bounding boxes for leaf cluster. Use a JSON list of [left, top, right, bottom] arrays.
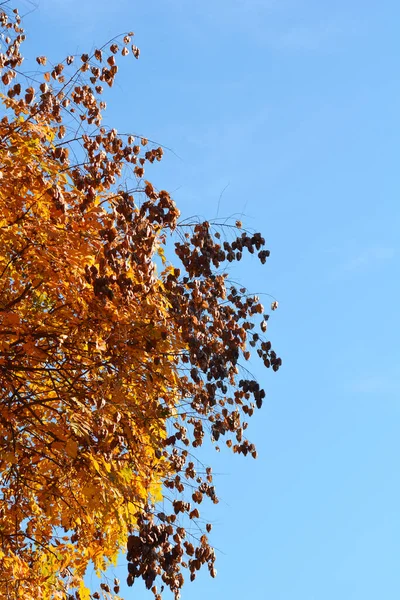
[[0, 6, 280, 600]]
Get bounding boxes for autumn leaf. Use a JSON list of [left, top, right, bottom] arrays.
[[65, 439, 78, 459]]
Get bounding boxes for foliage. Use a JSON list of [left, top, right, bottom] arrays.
[[0, 6, 281, 600]]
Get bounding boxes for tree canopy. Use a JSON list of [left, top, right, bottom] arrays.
[[0, 6, 281, 600]]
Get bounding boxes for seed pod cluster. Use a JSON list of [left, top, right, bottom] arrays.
[[126, 509, 216, 598]]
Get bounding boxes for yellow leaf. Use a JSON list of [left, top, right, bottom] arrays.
[[91, 457, 100, 474], [79, 580, 91, 600], [65, 439, 78, 459]]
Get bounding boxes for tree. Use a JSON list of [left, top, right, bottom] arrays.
[[0, 6, 281, 600]]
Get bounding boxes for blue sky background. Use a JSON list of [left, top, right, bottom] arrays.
[[20, 0, 400, 598]]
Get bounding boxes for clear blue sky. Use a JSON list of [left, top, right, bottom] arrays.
[[22, 0, 400, 598]]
